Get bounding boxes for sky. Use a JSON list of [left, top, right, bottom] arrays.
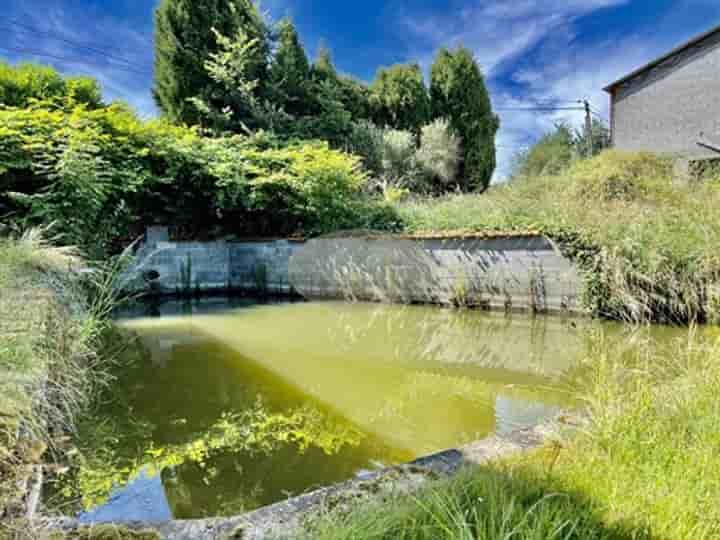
[[3, 0, 720, 180]]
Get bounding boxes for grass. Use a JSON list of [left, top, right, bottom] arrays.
[[0, 229, 120, 527], [301, 328, 720, 539], [396, 151, 720, 324]]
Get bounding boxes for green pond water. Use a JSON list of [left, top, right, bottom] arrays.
[[47, 299, 685, 523]]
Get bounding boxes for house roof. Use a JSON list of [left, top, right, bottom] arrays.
[[603, 23, 720, 93]]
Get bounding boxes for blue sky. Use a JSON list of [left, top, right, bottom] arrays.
[[3, 0, 720, 179]]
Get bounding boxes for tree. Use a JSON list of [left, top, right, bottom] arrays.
[[311, 44, 339, 84], [430, 47, 498, 191], [0, 61, 102, 109], [370, 63, 430, 134], [511, 123, 575, 179], [268, 19, 310, 117], [337, 76, 373, 121], [190, 27, 282, 133], [573, 118, 610, 158], [153, 0, 269, 126]]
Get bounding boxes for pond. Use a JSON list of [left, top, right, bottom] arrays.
[[44, 299, 678, 523]]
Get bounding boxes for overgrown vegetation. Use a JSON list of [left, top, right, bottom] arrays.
[[153, 0, 498, 192], [511, 120, 610, 179], [0, 231, 118, 527], [0, 98, 399, 257], [302, 329, 720, 540], [398, 150, 720, 323]]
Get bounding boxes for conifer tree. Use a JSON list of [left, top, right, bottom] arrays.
[[153, 0, 269, 126], [370, 63, 430, 135], [430, 47, 499, 191], [269, 19, 310, 117]]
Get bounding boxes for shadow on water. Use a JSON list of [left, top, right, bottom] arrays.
[[46, 298, 688, 523]]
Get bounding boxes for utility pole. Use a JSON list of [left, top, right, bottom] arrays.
[[583, 100, 593, 158]]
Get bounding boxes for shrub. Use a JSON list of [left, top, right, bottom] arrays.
[[0, 102, 395, 255], [345, 120, 384, 177], [0, 61, 102, 109], [379, 129, 419, 186], [416, 118, 462, 191], [569, 150, 673, 202], [511, 123, 575, 179]]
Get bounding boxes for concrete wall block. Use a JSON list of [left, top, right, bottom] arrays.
[[288, 237, 581, 313]]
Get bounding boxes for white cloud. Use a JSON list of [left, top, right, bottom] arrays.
[[5, 0, 156, 117], [396, 0, 628, 75], [392, 0, 720, 182]]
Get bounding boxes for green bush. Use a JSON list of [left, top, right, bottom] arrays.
[[345, 121, 384, 177], [511, 123, 575, 179], [569, 150, 673, 202], [0, 61, 102, 109], [0, 102, 397, 256], [416, 118, 462, 192]]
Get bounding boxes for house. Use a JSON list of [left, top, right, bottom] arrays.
[[604, 24, 720, 167]]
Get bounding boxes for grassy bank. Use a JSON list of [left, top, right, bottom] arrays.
[[0, 231, 117, 531], [396, 151, 720, 324], [302, 328, 720, 539]]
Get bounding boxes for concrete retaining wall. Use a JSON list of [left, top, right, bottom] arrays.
[[121, 231, 299, 295], [122, 229, 582, 314], [289, 235, 581, 313]]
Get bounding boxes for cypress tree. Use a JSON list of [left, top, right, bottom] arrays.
[[370, 63, 430, 135], [269, 19, 310, 117], [311, 44, 339, 83], [430, 47, 499, 191], [153, 0, 269, 126]]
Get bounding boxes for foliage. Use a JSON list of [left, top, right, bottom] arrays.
[[511, 123, 575, 178], [191, 27, 284, 134], [0, 230, 121, 521], [0, 61, 102, 109], [311, 45, 339, 84], [396, 150, 720, 323], [430, 47, 499, 192], [370, 63, 430, 135], [269, 19, 312, 118], [59, 399, 364, 512], [0, 101, 398, 256], [153, 0, 270, 126], [512, 120, 611, 179], [416, 118, 462, 191], [345, 120, 384, 177], [378, 129, 418, 184], [574, 118, 611, 159]]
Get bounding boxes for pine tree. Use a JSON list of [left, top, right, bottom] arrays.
[[430, 47, 499, 191], [269, 19, 310, 117], [311, 44, 339, 83], [370, 63, 430, 135], [153, 0, 269, 126]]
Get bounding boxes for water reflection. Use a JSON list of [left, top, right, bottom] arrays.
[[53, 300, 599, 521]]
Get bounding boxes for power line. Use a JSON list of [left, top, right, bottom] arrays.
[[0, 17, 152, 73], [495, 107, 585, 112], [0, 46, 152, 77]]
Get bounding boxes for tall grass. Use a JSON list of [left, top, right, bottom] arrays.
[[0, 229, 123, 522], [301, 328, 720, 540], [396, 151, 720, 323]]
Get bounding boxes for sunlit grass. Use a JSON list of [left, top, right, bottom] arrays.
[[0, 230, 121, 520], [396, 151, 720, 323]]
